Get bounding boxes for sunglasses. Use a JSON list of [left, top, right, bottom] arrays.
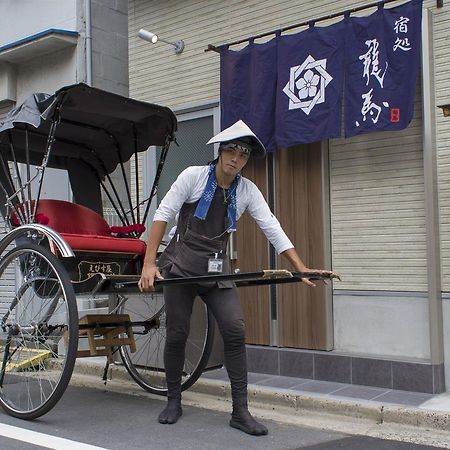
[[220, 143, 251, 154]]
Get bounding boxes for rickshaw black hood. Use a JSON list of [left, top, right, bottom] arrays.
[[0, 83, 177, 176]]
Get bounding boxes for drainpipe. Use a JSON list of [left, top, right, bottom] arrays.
[[85, 0, 92, 85]]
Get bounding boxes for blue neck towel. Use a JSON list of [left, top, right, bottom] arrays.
[[194, 163, 240, 232]]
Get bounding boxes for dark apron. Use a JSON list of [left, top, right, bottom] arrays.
[[158, 188, 233, 287]]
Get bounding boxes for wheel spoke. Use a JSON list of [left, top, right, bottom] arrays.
[[117, 293, 214, 395], [0, 242, 78, 419]]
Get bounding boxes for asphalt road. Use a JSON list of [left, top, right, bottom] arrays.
[[0, 385, 445, 450]]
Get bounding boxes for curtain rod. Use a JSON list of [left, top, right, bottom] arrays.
[[204, 0, 427, 53]]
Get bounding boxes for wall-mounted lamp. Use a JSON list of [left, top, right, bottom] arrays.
[[438, 104, 450, 117], [138, 29, 185, 54]]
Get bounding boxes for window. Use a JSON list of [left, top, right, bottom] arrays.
[[157, 114, 215, 202], [143, 107, 219, 238]]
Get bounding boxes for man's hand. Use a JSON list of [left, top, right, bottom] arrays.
[[299, 268, 338, 287], [138, 221, 167, 291], [138, 263, 164, 291], [281, 248, 338, 288]]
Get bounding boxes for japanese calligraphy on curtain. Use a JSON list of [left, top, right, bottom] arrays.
[[220, 0, 423, 151], [345, 0, 422, 137]]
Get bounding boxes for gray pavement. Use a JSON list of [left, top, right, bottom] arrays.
[[18, 386, 347, 449], [0, 437, 45, 449], [1, 357, 450, 449], [0, 384, 444, 450], [67, 357, 450, 448]]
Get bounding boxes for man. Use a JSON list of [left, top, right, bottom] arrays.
[[139, 120, 334, 436]]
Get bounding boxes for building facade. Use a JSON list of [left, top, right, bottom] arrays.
[[0, 0, 129, 194], [129, 0, 450, 393], [0, 0, 129, 312]]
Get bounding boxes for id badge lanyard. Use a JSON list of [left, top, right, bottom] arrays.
[[208, 252, 224, 273]]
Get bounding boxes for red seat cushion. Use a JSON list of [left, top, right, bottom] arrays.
[[60, 233, 146, 255], [36, 200, 146, 255], [37, 199, 111, 236]]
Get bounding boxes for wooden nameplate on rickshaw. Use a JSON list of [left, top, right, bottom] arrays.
[[86, 269, 339, 295]]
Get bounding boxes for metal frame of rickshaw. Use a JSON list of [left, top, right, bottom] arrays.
[[0, 83, 329, 420]]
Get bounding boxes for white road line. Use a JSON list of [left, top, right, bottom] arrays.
[[0, 423, 108, 450]]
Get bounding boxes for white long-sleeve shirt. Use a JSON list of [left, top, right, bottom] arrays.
[[153, 165, 294, 254]]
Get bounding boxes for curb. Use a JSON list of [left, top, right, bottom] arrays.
[[72, 359, 450, 432], [382, 406, 450, 430]]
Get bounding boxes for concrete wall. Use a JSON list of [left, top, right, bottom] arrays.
[[442, 298, 450, 387], [0, 0, 77, 45], [0, 0, 78, 103], [88, 0, 130, 204], [91, 0, 129, 96], [334, 292, 431, 360], [15, 47, 77, 103]]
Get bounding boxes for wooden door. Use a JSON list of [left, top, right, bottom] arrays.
[[232, 157, 270, 345], [276, 143, 332, 350], [232, 144, 332, 349]]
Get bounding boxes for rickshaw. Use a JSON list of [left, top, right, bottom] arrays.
[[0, 83, 333, 420]]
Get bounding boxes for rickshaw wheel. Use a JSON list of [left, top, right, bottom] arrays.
[[117, 294, 214, 395], [0, 242, 78, 420]]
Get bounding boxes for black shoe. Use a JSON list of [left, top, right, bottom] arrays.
[[229, 409, 268, 436], [158, 399, 182, 425]]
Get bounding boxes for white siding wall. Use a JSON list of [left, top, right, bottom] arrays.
[[129, 0, 390, 108], [0, 102, 16, 314], [0, 0, 77, 45], [330, 91, 426, 291], [434, 4, 450, 387], [435, 5, 450, 292]]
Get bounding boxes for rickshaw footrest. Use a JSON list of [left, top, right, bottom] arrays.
[[76, 314, 136, 359]]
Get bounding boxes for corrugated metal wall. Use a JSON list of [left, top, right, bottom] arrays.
[[128, 0, 449, 292]]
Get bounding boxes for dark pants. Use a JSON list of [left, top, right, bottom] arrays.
[[163, 280, 247, 405]]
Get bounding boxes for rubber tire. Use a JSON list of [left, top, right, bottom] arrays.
[[119, 300, 215, 396], [0, 242, 78, 420]]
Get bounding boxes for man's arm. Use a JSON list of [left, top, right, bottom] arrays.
[[138, 220, 167, 291], [243, 182, 336, 286], [281, 248, 335, 287]]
